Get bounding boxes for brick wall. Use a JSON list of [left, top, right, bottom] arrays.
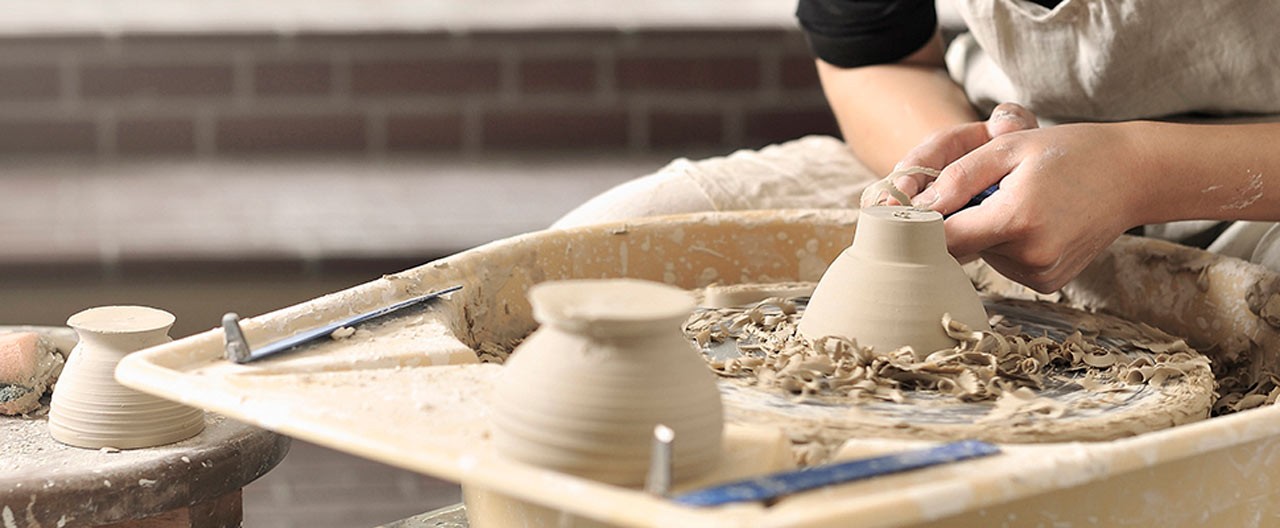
[[0, 28, 839, 159]]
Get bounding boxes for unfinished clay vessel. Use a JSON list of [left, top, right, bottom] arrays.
[[492, 279, 723, 486], [799, 206, 990, 359], [49, 306, 204, 449]]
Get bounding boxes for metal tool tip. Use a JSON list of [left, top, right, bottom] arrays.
[[222, 313, 251, 363], [646, 424, 675, 497], [654, 424, 674, 443]]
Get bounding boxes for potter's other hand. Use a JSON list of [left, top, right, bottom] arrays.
[[919, 123, 1144, 293], [891, 103, 1039, 200]]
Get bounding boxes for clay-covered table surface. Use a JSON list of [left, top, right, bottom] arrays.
[[1, 412, 289, 528]]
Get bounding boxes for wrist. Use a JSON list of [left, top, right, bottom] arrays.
[[1118, 120, 1180, 227]]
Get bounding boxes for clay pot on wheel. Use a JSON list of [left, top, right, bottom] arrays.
[[798, 206, 990, 359], [49, 306, 204, 449], [492, 279, 724, 486]]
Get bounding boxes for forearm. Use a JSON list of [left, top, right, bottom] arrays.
[[816, 34, 977, 175], [1129, 121, 1280, 225]]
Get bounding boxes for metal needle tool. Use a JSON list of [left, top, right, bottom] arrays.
[[222, 285, 463, 364], [223, 313, 252, 363], [645, 424, 675, 497]]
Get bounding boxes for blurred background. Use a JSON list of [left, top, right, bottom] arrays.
[[0, 1, 837, 525]]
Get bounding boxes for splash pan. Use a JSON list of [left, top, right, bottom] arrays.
[[703, 296, 1216, 450], [117, 210, 1280, 527]]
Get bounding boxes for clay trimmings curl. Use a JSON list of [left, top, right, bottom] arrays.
[[683, 297, 1210, 404], [1216, 373, 1280, 414], [859, 166, 941, 209]]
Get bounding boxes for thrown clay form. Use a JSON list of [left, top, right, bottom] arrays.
[[49, 306, 204, 449], [492, 279, 724, 486], [799, 206, 990, 359]]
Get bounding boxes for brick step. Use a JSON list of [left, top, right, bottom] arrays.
[[0, 155, 672, 267]]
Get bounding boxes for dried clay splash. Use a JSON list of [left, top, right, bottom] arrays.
[[683, 297, 1211, 405]]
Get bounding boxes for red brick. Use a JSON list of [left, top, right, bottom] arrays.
[[649, 111, 723, 148], [629, 28, 790, 49], [482, 109, 627, 149], [0, 119, 95, 154], [518, 58, 596, 94], [780, 55, 821, 90], [316, 256, 431, 276], [116, 117, 196, 155], [468, 29, 618, 47], [616, 56, 759, 92], [116, 258, 306, 280], [744, 107, 841, 146], [81, 63, 234, 98], [0, 35, 108, 54], [119, 33, 282, 53], [255, 61, 332, 96], [216, 114, 367, 153], [385, 114, 465, 151], [351, 58, 500, 95], [780, 31, 812, 53], [0, 262, 105, 281], [0, 64, 60, 99], [292, 32, 454, 49]]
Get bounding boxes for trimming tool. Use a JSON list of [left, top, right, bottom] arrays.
[[673, 440, 1000, 507], [221, 285, 463, 364]]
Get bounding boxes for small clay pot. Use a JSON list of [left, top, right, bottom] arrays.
[[798, 206, 990, 359], [48, 306, 205, 449], [491, 279, 724, 487]]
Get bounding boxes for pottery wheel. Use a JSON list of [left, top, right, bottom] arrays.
[[699, 297, 1216, 447]]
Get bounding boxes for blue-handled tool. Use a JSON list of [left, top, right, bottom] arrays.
[[672, 440, 1000, 507], [222, 285, 463, 363], [945, 184, 999, 218]]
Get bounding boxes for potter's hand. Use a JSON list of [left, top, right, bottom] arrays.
[[916, 122, 1143, 293], [888, 103, 1039, 200]]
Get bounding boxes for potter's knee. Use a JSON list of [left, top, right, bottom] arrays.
[[551, 171, 715, 229]]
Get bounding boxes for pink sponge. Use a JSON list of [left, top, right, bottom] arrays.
[[0, 332, 63, 415]]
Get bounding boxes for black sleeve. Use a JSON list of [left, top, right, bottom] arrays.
[[796, 0, 938, 68]]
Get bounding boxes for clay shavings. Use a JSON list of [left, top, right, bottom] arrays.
[[683, 297, 1210, 405], [859, 166, 940, 209]]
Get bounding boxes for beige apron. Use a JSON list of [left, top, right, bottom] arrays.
[[945, 0, 1280, 121]]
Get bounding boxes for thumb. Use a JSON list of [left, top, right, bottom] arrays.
[[985, 102, 1038, 138], [942, 202, 1016, 261], [892, 122, 989, 197]]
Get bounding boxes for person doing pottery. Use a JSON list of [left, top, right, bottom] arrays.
[[555, 0, 1280, 294]]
